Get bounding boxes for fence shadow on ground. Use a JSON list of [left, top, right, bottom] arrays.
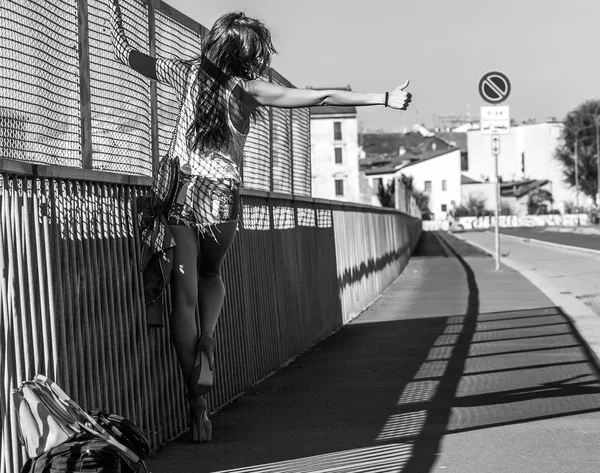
[[146, 232, 600, 473]]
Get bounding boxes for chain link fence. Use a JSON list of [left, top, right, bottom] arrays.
[[0, 0, 311, 195], [0, 0, 81, 167]]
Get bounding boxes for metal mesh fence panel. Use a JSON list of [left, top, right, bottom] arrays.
[[270, 76, 292, 194], [1, 0, 310, 188], [0, 0, 81, 166], [292, 108, 311, 196], [243, 94, 271, 192], [154, 11, 203, 159], [87, 0, 152, 176]]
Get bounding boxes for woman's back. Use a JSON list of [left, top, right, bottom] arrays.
[[167, 67, 248, 181]]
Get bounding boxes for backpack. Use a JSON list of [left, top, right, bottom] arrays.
[[88, 409, 150, 461], [20, 433, 145, 473], [13, 375, 146, 471]]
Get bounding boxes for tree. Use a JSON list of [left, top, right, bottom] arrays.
[[554, 100, 600, 205], [399, 174, 432, 218], [454, 195, 489, 217], [377, 179, 395, 208]]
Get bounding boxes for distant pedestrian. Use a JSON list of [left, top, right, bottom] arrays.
[[107, 0, 412, 442]]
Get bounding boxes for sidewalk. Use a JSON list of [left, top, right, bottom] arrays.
[[146, 231, 600, 473], [457, 230, 600, 366]]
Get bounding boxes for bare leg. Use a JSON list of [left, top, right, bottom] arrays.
[[169, 224, 212, 441], [197, 221, 238, 338], [171, 221, 236, 442], [168, 224, 200, 384]]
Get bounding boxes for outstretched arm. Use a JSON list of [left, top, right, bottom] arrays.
[[106, 0, 191, 92], [244, 80, 412, 111]]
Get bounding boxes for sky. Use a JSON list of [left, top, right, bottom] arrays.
[[166, 0, 600, 132]]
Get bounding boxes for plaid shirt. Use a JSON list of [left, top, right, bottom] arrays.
[[108, 0, 246, 229]]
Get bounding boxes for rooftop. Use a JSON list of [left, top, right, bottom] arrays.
[[500, 179, 550, 198], [362, 147, 459, 176], [310, 105, 357, 116], [360, 132, 427, 156]]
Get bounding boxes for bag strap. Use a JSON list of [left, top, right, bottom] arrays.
[[78, 412, 141, 464], [33, 375, 141, 465]]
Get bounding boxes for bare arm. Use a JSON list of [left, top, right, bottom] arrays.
[[245, 80, 412, 111], [106, 0, 191, 94]]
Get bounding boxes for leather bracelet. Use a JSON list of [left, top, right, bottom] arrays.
[[384, 92, 389, 107]]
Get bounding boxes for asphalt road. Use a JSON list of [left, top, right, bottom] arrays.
[[500, 226, 600, 251]]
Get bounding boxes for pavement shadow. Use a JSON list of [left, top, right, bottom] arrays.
[[146, 232, 600, 473]]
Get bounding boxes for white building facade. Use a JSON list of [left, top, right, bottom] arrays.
[[365, 148, 462, 219], [310, 104, 361, 202], [465, 122, 589, 208]]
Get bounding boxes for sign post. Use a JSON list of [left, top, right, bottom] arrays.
[[492, 139, 501, 271], [478, 71, 511, 271]]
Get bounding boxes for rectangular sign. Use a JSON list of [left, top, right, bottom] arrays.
[[481, 105, 510, 135]]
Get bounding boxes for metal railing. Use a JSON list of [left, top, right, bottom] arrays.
[[0, 1, 422, 471], [0, 164, 421, 472]]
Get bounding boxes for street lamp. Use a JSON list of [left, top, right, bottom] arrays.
[[564, 112, 599, 209]]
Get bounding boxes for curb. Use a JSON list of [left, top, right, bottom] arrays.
[[451, 232, 600, 372], [497, 231, 600, 256]]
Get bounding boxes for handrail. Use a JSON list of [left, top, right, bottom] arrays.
[[0, 160, 153, 186], [0, 158, 410, 215]]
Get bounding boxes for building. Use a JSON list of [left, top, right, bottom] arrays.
[[359, 130, 466, 208], [464, 121, 591, 209], [309, 87, 362, 203], [364, 147, 462, 218]]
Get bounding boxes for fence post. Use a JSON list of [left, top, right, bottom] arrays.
[[77, 0, 93, 169], [308, 113, 312, 197], [268, 69, 274, 192], [289, 109, 294, 195], [148, 0, 160, 175]]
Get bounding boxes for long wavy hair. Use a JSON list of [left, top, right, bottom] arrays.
[[186, 12, 276, 153]]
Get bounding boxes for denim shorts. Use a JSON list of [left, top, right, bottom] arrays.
[[166, 169, 241, 229]]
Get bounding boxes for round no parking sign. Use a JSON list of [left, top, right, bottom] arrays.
[[478, 71, 511, 104]]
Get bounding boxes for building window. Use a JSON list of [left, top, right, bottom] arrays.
[[335, 179, 344, 196], [441, 204, 447, 212], [442, 180, 447, 191], [333, 121, 342, 141], [461, 153, 468, 171], [424, 181, 432, 193], [334, 147, 343, 164]]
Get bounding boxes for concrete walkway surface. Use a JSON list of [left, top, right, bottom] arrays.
[[146, 231, 600, 473], [457, 230, 600, 367]]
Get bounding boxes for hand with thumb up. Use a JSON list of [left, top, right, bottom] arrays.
[[387, 80, 412, 110]]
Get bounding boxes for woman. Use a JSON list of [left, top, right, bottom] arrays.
[[107, 0, 412, 443]]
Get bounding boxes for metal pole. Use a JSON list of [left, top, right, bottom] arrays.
[[494, 147, 500, 271], [596, 121, 600, 207], [575, 133, 580, 210], [77, 0, 93, 169]]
